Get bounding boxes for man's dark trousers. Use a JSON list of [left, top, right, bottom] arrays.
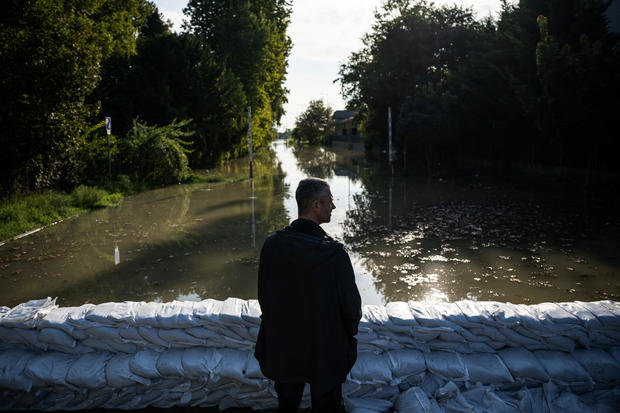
[[275, 381, 343, 413]]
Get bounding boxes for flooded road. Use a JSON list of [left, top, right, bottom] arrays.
[[1, 141, 619, 307]]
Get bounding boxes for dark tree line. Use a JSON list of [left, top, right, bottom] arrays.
[[0, 0, 291, 193], [338, 0, 619, 175]]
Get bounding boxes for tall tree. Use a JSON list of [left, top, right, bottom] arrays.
[[184, 0, 292, 156]]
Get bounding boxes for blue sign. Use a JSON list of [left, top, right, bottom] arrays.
[[105, 117, 112, 134]]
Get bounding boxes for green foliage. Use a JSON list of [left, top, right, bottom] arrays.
[[184, 0, 292, 159], [338, 0, 619, 173], [0, 0, 148, 191], [120, 120, 194, 185], [292, 100, 334, 145], [70, 185, 108, 209]]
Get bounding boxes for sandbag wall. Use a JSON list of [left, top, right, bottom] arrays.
[[0, 297, 619, 412]]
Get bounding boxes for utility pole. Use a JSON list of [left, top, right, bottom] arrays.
[[388, 106, 393, 176], [248, 106, 253, 179]]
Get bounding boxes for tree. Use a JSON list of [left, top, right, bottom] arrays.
[[93, 7, 248, 166], [292, 100, 334, 145], [184, 0, 292, 156], [0, 0, 148, 191]]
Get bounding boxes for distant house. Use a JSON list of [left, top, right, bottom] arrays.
[[333, 110, 358, 138], [332, 110, 363, 151]]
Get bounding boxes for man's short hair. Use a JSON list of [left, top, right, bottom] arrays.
[[296, 178, 330, 215]]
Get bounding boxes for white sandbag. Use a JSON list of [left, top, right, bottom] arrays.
[[362, 305, 392, 326], [156, 349, 186, 377], [158, 328, 205, 347], [138, 326, 170, 348], [157, 301, 199, 328], [386, 302, 419, 326], [383, 349, 426, 379], [181, 348, 222, 379], [213, 348, 257, 384], [544, 334, 575, 353], [186, 326, 221, 340], [13, 327, 46, 350], [133, 301, 162, 326], [241, 299, 262, 325], [557, 302, 602, 330], [436, 302, 480, 329], [81, 338, 136, 353], [244, 354, 265, 379], [577, 301, 620, 328], [220, 297, 250, 326], [572, 348, 620, 383], [0, 306, 9, 316], [0, 326, 21, 344], [608, 347, 620, 364], [534, 350, 593, 388], [63, 303, 96, 328], [532, 303, 581, 325], [468, 342, 496, 353], [469, 324, 506, 342], [499, 327, 544, 347], [0, 297, 56, 328], [38, 327, 76, 348], [498, 347, 549, 382], [0, 349, 36, 391], [344, 396, 393, 412], [194, 299, 224, 324], [455, 301, 495, 325], [427, 340, 471, 353], [118, 325, 146, 343], [460, 386, 521, 413], [395, 386, 442, 413], [438, 331, 467, 343], [130, 349, 162, 379], [424, 351, 468, 382], [85, 325, 123, 342], [25, 352, 77, 387], [411, 326, 444, 341], [86, 301, 136, 325], [106, 354, 151, 387], [485, 302, 521, 327], [66, 352, 110, 388], [350, 352, 392, 384], [408, 302, 451, 328], [461, 353, 514, 384], [38, 307, 75, 334]]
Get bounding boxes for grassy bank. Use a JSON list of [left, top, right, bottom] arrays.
[[0, 186, 122, 242]]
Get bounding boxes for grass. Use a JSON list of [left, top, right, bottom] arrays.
[[183, 171, 247, 184], [0, 185, 122, 242]]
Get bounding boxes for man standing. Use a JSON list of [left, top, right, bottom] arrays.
[[255, 178, 362, 413]]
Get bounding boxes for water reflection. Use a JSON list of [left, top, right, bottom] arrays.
[[1, 142, 618, 307]]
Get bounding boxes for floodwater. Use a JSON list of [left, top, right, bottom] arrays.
[[1, 141, 619, 308]]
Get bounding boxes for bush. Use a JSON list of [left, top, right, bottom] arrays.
[[70, 185, 108, 208], [120, 119, 193, 186]]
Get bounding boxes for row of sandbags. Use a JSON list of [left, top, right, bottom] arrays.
[[1, 297, 619, 411], [359, 300, 620, 353], [1, 298, 619, 355], [1, 345, 620, 411]]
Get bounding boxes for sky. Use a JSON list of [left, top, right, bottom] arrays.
[[153, 0, 504, 131]]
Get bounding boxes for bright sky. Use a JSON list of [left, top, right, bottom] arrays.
[[153, 0, 503, 131]]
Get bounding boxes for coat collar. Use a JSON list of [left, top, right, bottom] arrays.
[[287, 218, 327, 239]]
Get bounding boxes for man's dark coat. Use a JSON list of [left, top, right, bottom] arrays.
[[254, 218, 362, 395]]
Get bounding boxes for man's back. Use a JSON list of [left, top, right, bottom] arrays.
[[255, 218, 362, 396]]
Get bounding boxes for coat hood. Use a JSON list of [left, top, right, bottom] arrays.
[[272, 222, 343, 269]]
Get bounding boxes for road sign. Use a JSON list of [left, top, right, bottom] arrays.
[[105, 117, 112, 135]]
